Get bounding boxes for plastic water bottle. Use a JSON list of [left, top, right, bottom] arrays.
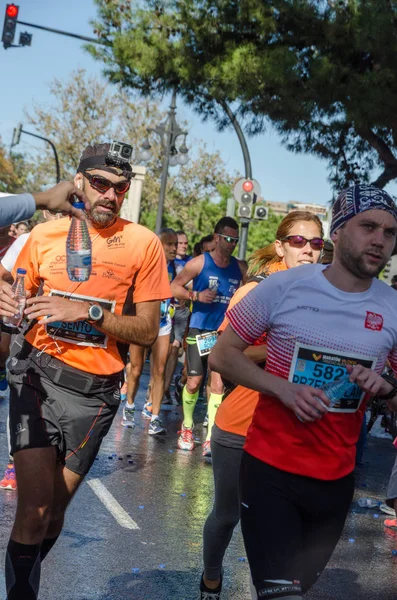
[[3, 268, 27, 328], [66, 202, 92, 282], [358, 498, 380, 508], [317, 374, 356, 409], [297, 374, 357, 422]]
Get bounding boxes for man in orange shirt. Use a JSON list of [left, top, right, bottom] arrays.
[[0, 142, 171, 600]]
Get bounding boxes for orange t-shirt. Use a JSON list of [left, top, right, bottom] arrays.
[[215, 262, 288, 437], [14, 217, 171, 375], [216, 281, 261, 437]]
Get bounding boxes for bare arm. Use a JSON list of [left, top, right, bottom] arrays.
[[244, 344, 268, 363], [33, 182, 90, 217], [0, 264, 13, 284], [171, 255, 203, 301], [238, 260, 248, 284], [97, 300, 160, 347], [23, 296, 161, 347]]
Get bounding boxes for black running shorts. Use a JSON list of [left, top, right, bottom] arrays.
[[186, 327, 217, 377], [240, 452, 354, 598], [9, 369, 119, 476]]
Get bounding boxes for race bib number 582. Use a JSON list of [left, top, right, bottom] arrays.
[[288, 343, 377, 413]]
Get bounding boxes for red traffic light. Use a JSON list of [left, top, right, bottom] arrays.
[[6, 4, 19, 18], [242, 180, 254, 193]]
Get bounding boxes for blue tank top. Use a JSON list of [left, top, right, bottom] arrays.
[[190, 253, 242, 331]]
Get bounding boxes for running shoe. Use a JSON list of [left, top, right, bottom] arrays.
[[384, 518, 397, 529], [202, 440, 211, 457], [141, 402, 153, 419], [380, 502, 396, 516], [0, 368, 8, 392], [177, 424, 194, 451], [121, 404, 135, 428], [0, 464, 16, 491], [203, 413, 209, 427], [148, 417, 166, 436], [120, 381, 128, 402], [199, 572, 222, 599]]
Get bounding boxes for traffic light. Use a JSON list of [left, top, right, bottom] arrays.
[[253, 204, 268, 221], [233, 178, 261, 220], [19, 31, 32, 46], [2, 4, 19, 49], [239, 180, 254, 218]]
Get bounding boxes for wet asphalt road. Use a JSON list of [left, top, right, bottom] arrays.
[[0, 363, 397, 599]]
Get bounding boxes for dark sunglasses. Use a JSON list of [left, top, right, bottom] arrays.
[[84, 172, 131, 195], [219, 233, 239, 244], [280, 235, 324, 251]]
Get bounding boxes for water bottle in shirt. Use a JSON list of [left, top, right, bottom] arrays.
[[316, 374, 356, 409], [66, 201, 92, 282], [297, 374, 356, 422], [3, 268, 27, 328]]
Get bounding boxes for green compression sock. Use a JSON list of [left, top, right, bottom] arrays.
[[206, 393, 223, 442], [182, 386, 199, 429]]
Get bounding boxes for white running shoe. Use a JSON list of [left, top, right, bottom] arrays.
[[177, 424, 194, 451], [121, 404, 135, 428]]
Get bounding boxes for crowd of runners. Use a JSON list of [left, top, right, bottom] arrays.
[[1, 142, 397, 599]]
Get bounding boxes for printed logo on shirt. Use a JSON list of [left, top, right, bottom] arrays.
[[365, 311, 383, 331], [297, 305, 320, 312], [106, 234, 125, 249], [102, 269, 122, 282]]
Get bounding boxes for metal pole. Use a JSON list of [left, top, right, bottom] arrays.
[[155, 89, 178, 233], [156, 150, 170, 233], [21, 130, 60, 183], [219, 100, 253, 260], [16, 20, 107, 45], [238, 223, 249, 261]]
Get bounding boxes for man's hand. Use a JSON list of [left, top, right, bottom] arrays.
[[347, 364, 391, 397], [198, 289, 217, 304], [25, 296, 90, 324], [32, 182, 90, 219], [278, 379, 330, 423], [0, 281, 19, 318]]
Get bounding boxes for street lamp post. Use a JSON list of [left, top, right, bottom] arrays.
[[138, 89, 189, 233]]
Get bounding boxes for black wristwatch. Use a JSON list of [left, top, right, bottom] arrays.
[[378, 372, 397, 401], [87, 302, 104, 325]]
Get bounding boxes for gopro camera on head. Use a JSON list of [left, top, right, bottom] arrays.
[[106, 141, 133, 168]]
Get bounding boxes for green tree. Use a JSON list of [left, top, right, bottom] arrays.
[[89, 0, 397, 191], [0, 138, 28, 193], [23, 69, 236, 238]]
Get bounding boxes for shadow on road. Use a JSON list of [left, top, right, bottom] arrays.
[[97, 568, 200, 600], [306, 567, 361, 599]]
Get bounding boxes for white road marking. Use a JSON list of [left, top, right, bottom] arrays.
[[87, 478, 140, 530]]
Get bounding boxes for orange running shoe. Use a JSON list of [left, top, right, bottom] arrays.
[[0, 464, 17, 491], [384, 518, 397, 530]]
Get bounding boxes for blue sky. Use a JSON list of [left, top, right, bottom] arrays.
[[0, 0, 393, 205]]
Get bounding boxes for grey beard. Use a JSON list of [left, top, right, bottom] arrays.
[[87, 210, 117, 230]]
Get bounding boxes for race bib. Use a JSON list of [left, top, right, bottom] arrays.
[[196, 331, 218, 357], [45, 290, 115, 348], [289, 343, 377, 413]]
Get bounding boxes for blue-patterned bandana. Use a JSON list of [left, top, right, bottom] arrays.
[[330, 184, 397, 235]]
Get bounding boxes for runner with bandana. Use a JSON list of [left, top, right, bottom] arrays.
[[209, 184, 397, 600]]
